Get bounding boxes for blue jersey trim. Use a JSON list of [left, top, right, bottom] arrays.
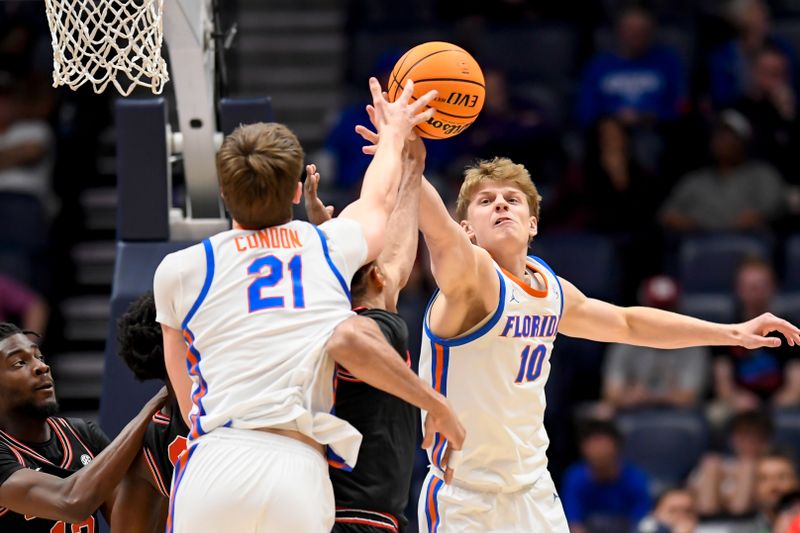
[[313, 225, 351, 302], [179, 239, 214, 440], [181, 239, 216, 330], [422, 269, 506, 347], [530, 255, 564, 321], [167, 443, 197, 533]]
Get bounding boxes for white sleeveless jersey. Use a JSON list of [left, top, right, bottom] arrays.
[[420, 255, 563, 492], [153, 219, 366, 467]]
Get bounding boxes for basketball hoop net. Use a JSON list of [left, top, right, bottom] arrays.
[[44, 0, 169, 95]]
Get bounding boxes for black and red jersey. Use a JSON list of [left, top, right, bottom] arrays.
[[141, 396, 189, 497], [331, 308, 418, 532], [0, 417, 110, 532]]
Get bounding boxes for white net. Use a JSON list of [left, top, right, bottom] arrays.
[[44, 0, 169, 96]]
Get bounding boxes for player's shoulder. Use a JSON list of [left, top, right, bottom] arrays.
[[58, 417, 109, 453], [154, 242, 207, 282], [317, 217, 363, 240], [357, 308, 407, 333]]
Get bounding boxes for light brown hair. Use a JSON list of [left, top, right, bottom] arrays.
[[455, 157, 541, 221], [216, 122, 304, 229]]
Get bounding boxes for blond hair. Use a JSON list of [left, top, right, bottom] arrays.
[[216, 122, 304, 229], [455, 157, 541, 221]]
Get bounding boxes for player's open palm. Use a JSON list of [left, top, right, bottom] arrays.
[[422, 398, 466, 484], [736, 312, 800, 349], [367, 76, 436, 139]]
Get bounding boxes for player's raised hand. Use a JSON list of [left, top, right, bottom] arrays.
[[303, 163, 334, 225], [367, 77, 436, 139], [735, 312, 800, 349], [142, 386, 170, 415], [422, 398, 466, 484]]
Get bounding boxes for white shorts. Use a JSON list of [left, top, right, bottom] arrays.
[[168, 427, 334, 533], [417, 470, 569, 533]]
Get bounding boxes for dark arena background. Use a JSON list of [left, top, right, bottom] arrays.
[[2, 0, 800, 531]]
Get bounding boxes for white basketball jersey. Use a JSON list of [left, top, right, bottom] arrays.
[[420, 256, 563, 492], [153, 219, 366, 467]]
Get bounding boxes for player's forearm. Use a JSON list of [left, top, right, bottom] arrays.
[[419, 178, 459, 245], [377, 159, 422, 291], [328, 316, 446, 415], [60, 396, 162, 520], [359, 129, 405, 217], [615, 306, 738, 349]]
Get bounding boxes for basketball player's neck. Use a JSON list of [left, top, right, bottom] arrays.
[[489, 248, 529, 280], [0, 415, 50, 443]]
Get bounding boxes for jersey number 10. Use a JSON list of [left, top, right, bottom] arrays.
[[247, 254, 305, 312], [514, 344, 546, 384]]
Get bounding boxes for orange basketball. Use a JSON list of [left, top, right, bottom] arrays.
[[388, 41, 485, 140]]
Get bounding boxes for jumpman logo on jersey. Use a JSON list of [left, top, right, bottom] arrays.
[[509, 288, 520, 304]]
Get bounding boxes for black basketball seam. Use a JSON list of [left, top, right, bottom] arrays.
[[408, 95, 481, 120], [389, 50, 412, 102], [412, 77, 486, 89], [396, 48, 468, 97]]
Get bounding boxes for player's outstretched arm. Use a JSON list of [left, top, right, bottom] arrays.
[[0, 388, 167, 524], [352, 121, 489, 300], [558, 277, 800, 349], [338, 78, 437, 263], [419, 177, 495, 299], [326, 316, 465, 483], [375, 136, 425, 310], [110, 454, 168, 533]]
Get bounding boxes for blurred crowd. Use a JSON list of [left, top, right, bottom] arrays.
[[325, 1, 800, 532]]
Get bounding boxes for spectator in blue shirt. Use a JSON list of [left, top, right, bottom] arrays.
[[562, 419, 651, 533], [709, 0, 799, 109], [577, 6, 686, 129]]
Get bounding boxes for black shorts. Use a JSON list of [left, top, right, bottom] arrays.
[[332, 508, 401, 533]]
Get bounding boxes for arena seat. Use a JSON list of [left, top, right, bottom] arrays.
[[475, 24, 579, 83], [678, 294, 736, 323], [532, 233, 621, 302], [617, 409, 707, 494], [784, 234, 800, 291], [772, 408, 800, 459], [679, 233, 772, 294]]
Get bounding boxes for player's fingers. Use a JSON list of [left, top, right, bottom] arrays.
[[325, 205, 334, 216], [355, 124, 379, 144], [412, 106, 436, 126], [368, 77, 383, 105], [366, 105, 378, 129], [421, 426, 434, 449], [362, 145, 377, 155], [752, 335, 782, 348], [409, 89, 438, 114], [397, 79, 415, 105]]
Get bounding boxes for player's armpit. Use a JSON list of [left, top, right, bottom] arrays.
[[110, 455, 167, 533]]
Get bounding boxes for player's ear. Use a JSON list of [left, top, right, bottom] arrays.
[[292, 182, 302, 205], [528, 217, 538, 239], [460, 220, 476, 243], [371, 264, 386, 290]]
